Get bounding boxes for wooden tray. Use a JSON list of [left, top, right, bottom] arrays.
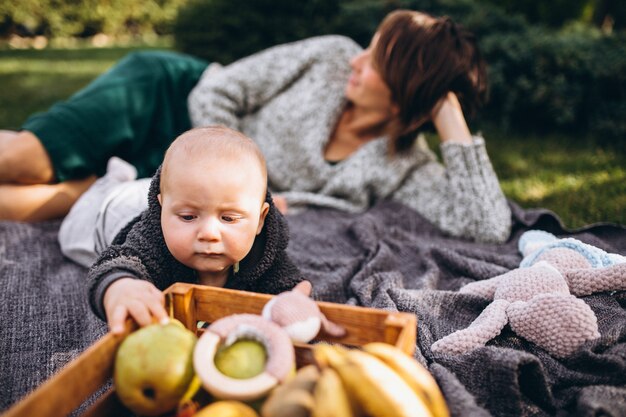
[[3, 283, 417, 417]]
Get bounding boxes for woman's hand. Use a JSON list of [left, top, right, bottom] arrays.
[[431, 92, 473, 144], [103, 277, 169, 335]]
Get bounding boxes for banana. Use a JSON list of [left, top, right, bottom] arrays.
[[363, 343, 449, 417], [287, 364, 321, 393], [261, 389, 315, 417], [312, 342, 348, 369], [261, 365, 320, 417], [312, 367, 354, 417], [315, 345, 433, 417]]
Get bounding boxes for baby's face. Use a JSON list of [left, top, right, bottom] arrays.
[[158, 157, 268, 285]]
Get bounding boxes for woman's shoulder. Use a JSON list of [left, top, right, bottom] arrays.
[[306, 34, 361, 48], [284, 35, 362, 56]]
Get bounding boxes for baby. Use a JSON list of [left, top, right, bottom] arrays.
[[87, 126, 304, 334]]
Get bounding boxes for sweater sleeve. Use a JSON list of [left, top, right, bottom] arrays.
[[187, 35, 359, 129], [87, 212, 192, 321], [393, 136, 512, 243]]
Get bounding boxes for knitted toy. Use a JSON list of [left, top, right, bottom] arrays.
[[431, 230, 626, 358], [262, 280, 346, 343]]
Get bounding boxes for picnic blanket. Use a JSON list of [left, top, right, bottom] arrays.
[[1, 201, 625, 416]]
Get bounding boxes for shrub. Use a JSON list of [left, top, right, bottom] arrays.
[[481, 0, 589, 27], [173, 0, 340, 64], [0, 0, 186, 38], [481, 29, 626, 146]]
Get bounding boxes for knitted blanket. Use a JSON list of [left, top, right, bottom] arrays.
[[1, 202, 625, 416]]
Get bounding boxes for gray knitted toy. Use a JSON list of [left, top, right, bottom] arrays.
[[432, 230, 626, 358]]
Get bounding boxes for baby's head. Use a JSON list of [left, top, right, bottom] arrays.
[[157, 126, 269, 286]]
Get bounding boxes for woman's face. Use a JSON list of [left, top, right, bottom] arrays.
[[345, 34, 397, 116]]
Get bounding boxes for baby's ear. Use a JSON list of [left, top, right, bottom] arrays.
[[256, 202, 270, 235], [157, 193, 162, 206]]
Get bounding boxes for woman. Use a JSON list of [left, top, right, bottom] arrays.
[[2, 10, 512, 244]]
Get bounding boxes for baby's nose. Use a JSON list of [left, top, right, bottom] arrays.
[[198, 218, 220, 240]]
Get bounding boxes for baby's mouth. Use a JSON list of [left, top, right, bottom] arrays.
[[197, 252, 222, 258]]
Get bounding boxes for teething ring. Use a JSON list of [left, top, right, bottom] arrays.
[[193, 314, 295, 401]]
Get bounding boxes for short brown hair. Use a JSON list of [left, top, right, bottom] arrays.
[[374, 10, 487, 153]]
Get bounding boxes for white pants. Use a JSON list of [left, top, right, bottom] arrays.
[[58, 178, 150, 267]]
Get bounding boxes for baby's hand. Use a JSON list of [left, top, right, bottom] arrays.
[[103, 277, 169, 335]]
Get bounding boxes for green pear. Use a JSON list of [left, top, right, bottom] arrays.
[[114, 321, 198, 416], [214, 339, 267, 379]]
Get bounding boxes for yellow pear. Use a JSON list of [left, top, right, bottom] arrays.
[[195, 400, 259, 417], [114, 321, 198, 416]]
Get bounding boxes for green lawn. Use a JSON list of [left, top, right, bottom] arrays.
[[481, 128, 625, 229], [1, 45, 624, 229]]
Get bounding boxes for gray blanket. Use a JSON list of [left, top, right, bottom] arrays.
[[1, 201, 625, 416]]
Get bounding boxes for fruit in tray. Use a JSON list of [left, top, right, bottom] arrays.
[[114, 320, 199, 417], [261, 342, 450, 417], [301, 342, 450, 417], [260, 364, 320, 417], [111, 284, 446, 417], [214, 339, 267, 379], [194, 314, 295, 401], [194, 400, 259, 417]]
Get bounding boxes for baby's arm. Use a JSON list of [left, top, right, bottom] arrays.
[[103, 277, 169, 334]]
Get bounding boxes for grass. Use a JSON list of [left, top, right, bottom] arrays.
[[1, 45, 624, 229], [481, 127, 625, 229]]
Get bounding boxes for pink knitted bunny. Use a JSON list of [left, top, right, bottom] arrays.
[[432, 231, 626, 358]]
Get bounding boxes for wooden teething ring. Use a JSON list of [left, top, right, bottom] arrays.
[[193, 314, 295, 401]]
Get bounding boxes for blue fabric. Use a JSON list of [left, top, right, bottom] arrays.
[[519, 230, 626, 268]]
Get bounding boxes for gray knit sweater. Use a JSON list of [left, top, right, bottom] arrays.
[[188, 35, 511, 243]]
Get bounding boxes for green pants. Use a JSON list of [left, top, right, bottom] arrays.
[[22, 50, 209, 181]]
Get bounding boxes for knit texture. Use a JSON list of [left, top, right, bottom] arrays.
[[2, 201, 626, 416], [262, 281, 345, 342], [188, 35, 511, 243], [431, 231, 626, 358], [88, 166, 304, 321]]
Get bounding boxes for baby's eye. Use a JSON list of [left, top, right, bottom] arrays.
[[179, 214, 196, 222], [221, 215, 237, 223]]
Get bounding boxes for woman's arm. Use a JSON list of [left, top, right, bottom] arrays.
[[394, 139, 511, 243], [392, 94, 511, 243], [187, 35, 360, 129], [397, 92, 511, 242]]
